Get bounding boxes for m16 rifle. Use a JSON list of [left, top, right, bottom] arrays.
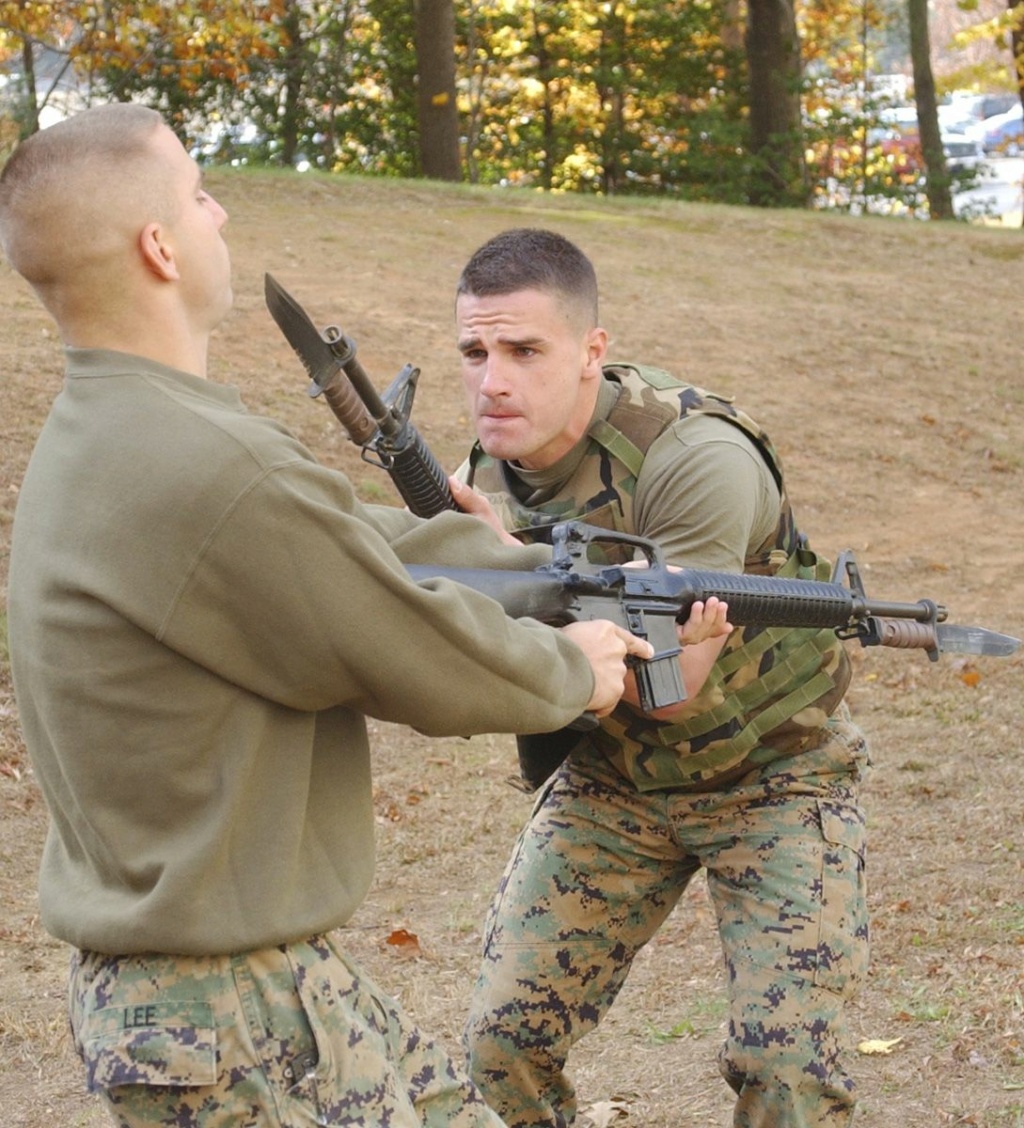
[[264, 272, 1019, 725]]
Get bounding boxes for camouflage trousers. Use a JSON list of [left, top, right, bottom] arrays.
[[464, 709, 870, 1128], [69, 932, 506, 1128]]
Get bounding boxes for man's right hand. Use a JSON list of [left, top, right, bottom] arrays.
[[559, 620, 655, 717], [448, 477, 521, 546]]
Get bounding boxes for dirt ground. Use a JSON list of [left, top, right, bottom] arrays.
[[1, 170, 1023, 1128]]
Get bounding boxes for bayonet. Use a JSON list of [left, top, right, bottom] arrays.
[[264, 273, 455, 516]]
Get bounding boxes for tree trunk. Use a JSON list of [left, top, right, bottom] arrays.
[[415, 0, 461, 181], [1010, 0, 1024, 228], [745, 0, 808, 207], [908, 0, 953, 220], [20, 36, 40, 136], [279, 1, 305, 169], [530, 15, 556, 191], [597, 13, 626, 194]]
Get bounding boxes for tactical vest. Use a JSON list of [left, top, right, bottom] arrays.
[[465, 364, 851, 792]]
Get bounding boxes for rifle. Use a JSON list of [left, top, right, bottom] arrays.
[[408, 521, 1019, 712], [264, 274, 1020, 713], [264, 273, 457, 517]]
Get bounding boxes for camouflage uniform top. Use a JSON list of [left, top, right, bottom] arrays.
[[460, 364, 851, 792]]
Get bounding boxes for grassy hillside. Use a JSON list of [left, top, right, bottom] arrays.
[[2, 170, 1022, 1127]]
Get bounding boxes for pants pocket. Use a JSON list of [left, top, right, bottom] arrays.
[[74, 998, 218, 1092], [814, 799, 869, 997]]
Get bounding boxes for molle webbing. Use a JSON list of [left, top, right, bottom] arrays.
[[587, 418, 646, 477], [596, 548, 850, 791], [467, 365, 850, 790]]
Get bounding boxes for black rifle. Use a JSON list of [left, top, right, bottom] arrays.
[[410, 521, 1018, 789], [265, 276, 1020, 780], [408, 520, 1019, 703]]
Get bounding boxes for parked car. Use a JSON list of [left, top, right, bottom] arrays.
[[979, 103, 1024, 156], [941, 130, 986, 173], [945, 91, 1019, 127], [868, 113, 985, 179]]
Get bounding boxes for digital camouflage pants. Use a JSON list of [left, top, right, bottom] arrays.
[[464, 709, 870, 1128], [69, 932, 506, 1128]]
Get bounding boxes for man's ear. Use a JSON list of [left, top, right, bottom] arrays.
[[583, 326, 608, 376], [138, 222, 179, 281]]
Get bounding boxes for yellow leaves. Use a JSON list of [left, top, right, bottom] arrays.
[[57, 0, 274, 88], [0, 0, 72, 49], [953, 8, 1022, 50]]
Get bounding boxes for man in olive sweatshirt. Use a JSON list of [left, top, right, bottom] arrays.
[[0, 104, 658, 1128]]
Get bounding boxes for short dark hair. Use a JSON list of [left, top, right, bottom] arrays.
[[456, 228, 599, 326]]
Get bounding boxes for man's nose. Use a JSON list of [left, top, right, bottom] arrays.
[[478, 357, 509, 396]]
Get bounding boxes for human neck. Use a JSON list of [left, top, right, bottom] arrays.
[[57, 295, 212, 380]]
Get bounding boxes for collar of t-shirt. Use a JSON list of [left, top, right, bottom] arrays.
[[504, 376, 620, 506]]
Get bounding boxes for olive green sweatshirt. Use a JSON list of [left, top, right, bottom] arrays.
[[9, 349, 593, 956]]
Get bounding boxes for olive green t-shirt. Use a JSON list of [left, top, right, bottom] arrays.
[[499, 377, 780, 571]]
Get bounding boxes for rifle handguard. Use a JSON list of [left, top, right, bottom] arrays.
[[382, 441, 457, 518]]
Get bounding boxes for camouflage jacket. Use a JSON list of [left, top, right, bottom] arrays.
[[463, 363, 851, 792]]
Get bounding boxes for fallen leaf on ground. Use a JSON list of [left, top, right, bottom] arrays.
[[384, 928, 422, 958], [857, 1037, 904, 1055], [580, 1099, 631, 1127]]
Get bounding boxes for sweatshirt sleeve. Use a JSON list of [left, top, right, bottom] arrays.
[[160, 458, 593, 735], [357, 501, 555, 571]]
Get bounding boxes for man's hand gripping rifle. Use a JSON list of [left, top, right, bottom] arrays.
[[264, 273, 1019, 717]]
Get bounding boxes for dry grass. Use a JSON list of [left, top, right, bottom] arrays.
[[1, 169, 1023, 1127]]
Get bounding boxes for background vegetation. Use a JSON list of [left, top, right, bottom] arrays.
[[0, 0, 1022, 215]]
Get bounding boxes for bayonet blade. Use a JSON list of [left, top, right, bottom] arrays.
[[934, 623, 1020, 657], [264, 273, 342, 393]]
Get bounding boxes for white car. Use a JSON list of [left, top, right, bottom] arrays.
[[941, 130, 986, 173], [979, 103, 1024, 156]]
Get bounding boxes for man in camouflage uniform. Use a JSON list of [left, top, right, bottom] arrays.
[[453, 228, 871, 1128]]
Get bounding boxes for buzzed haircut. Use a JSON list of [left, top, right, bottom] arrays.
[[456, 228, 600, 327], [0, 103, 165, 283]]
